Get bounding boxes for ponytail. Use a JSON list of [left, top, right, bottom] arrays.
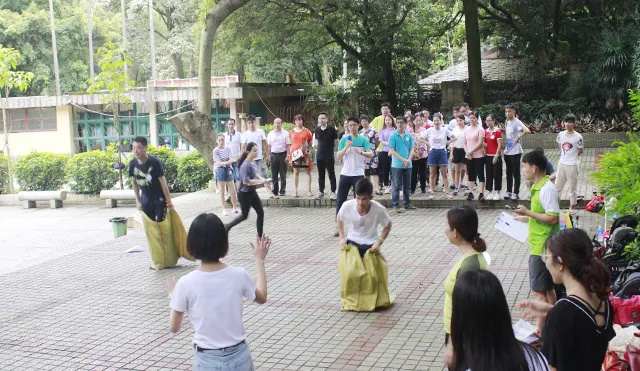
[[546, 229, 611, 300], [238, 142, 256, 168], [447, 206, 486, 252]]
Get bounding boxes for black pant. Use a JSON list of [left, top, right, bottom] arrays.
[[270, 152, 287, 195], [504, 154, 522, 194], [317, 158, 336, 193], [411, 158, 427, 193], [378, 152, 391, 187], [142, 202, 166, 222], [336, 175, 363, 214], [346, 239, 373, 258], [485, 156, 503, 192], [227, 189, 264, 237], [466, 157, 485, 183]]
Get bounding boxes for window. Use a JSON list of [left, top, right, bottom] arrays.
[[8, 108, 57, 132]]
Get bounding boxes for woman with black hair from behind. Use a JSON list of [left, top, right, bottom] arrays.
[[226, 142, 270, 238], [448, 270, 549, 370], [169, 213, 270, 370], [519, 228, 614, 371], [442, 206, 487, 342]]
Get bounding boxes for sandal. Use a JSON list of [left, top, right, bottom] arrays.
[[307, 192, 314, 198], [292, 192, 299, 198]]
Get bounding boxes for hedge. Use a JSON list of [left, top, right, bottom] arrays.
[[14, 151, 68, 191], [177, 151, 212, 192], [147, 146, 181, 192], [0, 153, 8, 193], [66, 150, 119, 194]]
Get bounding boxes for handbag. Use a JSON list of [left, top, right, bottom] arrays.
[[291, 148, 303, 161]]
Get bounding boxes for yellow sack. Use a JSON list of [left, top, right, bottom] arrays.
[[142, 209, 194, 270], [339, 244, 392, 312]]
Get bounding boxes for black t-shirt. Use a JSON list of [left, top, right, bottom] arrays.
[[541, 296, 615, 371], [128, 155, 165, 205], [314, 124, 338, 160]]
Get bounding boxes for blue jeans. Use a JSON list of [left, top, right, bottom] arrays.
[[391, 167, 411, 208], [193, 340, 254, 371]]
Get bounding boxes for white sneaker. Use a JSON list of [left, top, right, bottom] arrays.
[[222, 209, 229, 216], [384, 188, 391, 194], [330, 192, 337, 200]]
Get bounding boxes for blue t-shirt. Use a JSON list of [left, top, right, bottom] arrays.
[[128, 155, 165, 205], [388, 130, 414, 169], [338, 135, 371, 176]]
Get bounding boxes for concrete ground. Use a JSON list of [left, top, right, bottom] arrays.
[[0, 182, 603, 370]]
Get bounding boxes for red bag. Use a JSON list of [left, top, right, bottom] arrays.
[[603, 350, 629, 371], [611, 296, 640, 325], [586, 195, 605, 212], [624, 343, 640, 370]]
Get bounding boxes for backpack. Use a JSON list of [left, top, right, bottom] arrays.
[[613, 262, 640, 299], [611, 216, 639, 236]]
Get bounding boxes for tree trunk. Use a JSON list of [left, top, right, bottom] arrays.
[[380, 54, 399, 112], [462, 0, 485, 106], [169, 110, 217, 170], [2, 87, 13, 193], [114, 103, 124, 189], [171, 53, 185, 79], [237, 62, 245, 83], [314, 63, 323, 85], [189, 51, 196, 78], [550, 0, 562, 62]]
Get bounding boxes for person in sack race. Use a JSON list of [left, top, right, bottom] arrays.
[[226, 142, 270, 238], [446, 270, 549, 371], [442, 206, 487, 348], [519, 228, 614, 371], [169, 213, 270, 371], [337, 178, 392, 258], [515, 149, 560, 338], [130, 136, 174, 222]]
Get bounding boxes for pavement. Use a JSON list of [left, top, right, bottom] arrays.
[[0, 148, 607, 370]]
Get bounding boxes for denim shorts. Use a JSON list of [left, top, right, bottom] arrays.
[[215, 167, 234, 182], [193, 340, 254, 371], [428, 149, 448, 166]]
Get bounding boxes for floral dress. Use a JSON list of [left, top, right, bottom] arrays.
[[289, 127, 313, 170], [360, 127, 379, 170], [413, 128, 428, 159]]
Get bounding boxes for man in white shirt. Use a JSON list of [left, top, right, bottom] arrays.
[[266, 118, 291, 198], [420, 107, 433, 127], [241, 115, 274, 197], [447, 106, 460, 131], [224, 119, 242, 181], [459, 102, 482, 127], [337, 178, 392, 258], [555, 114, 584, 212], [503, 104, 531, 200]]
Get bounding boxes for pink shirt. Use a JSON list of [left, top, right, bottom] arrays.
[[464, 125, 485, 159]]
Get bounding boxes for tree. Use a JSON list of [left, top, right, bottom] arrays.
[[87, 42, 135, 189], [169, 0, 251, 171], [0, 45, 33, 193], [462, 0, 484, 106]]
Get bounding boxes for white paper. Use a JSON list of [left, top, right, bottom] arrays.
[[494, 212, 529, 243], [513, 318, 538, 343], [123, 245, 145, 253]]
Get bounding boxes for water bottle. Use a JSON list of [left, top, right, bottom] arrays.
[[597, 225, 603, 242], [574, 215, 579, 229]]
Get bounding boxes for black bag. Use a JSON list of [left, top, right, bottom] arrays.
[[610, 215, 639, 235]]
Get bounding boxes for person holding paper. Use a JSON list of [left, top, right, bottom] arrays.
[[514, 149, 560, 336]]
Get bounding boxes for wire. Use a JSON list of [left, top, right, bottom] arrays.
[[251, 86, 278, 118], [69, 101, 196, 118]]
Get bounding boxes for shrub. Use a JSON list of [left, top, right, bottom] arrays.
[[177, 151, 211, 192], [591, 132, 640, 217], [67, 149, 119, 194], [261, 122, 295, 136], [147, 146, 181, 192], [0, 153, 8, 193], [14, 151, 68, 191]]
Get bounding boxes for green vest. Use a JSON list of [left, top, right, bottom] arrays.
[[529, 176, 560, 256]]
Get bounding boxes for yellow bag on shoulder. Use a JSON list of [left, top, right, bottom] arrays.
[[142, 209, 194, 270], [339, 244, 391, 311]]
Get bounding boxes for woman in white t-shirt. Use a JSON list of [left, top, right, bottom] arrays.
[[169, 213, 270, 370], [449, 114, 467, 196], [447, 269, 549, 371], [422, 113, 456, 199]]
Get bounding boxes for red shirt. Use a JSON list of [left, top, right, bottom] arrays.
[[485, 128, 503, 155]]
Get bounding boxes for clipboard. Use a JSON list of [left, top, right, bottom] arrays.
[[494, 212, 528, 243]]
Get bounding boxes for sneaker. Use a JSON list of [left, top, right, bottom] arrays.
[[445, 192, 453, 199], [421, 190, 427, 195], [460, 184, 468, 189], [478, 193, 485, 201], [504, 192, 512, 200], [493, 192, 501, 200], [406, 204, 417, 210], [394, 207, 405, 214], [453, 189, 459, 196], [222, 209, 229, 216], [315, 192, 324, 200], [467, 192, 475, 200], [449, 184, 456, 190], [333, 232, 340, 237], [511, 193, 519, 201], [330, 192, 337, 200], [410, 191, 415, 196], [429, 191, 435, 200], [279, 192, 286, 197]]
